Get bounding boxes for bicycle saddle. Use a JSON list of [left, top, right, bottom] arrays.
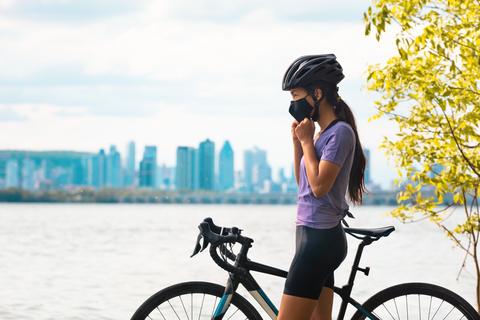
[[344, 226, 395, 238]]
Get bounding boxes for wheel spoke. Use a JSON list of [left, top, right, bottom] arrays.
[[179, 295, 190, 320], [418, 294, 421, 320], [382, 302, 397, 320], [406, 294, 409, 320], [430, 299, 444, 320], [428, 295, 433, 320], [441, 305, 456, 320], [393, 297, 400, 320], [167, 299, 182, 320], [372, 310, 382, 320], [155, 306, 167, 320], [198, 293, 205, 320], [226, 306, 240, 319]]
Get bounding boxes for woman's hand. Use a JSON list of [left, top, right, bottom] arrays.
[[291, 120, 300, 143], [294, 118, 315, 145]]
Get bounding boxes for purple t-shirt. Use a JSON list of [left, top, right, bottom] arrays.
[[296, 120, 356, 229]]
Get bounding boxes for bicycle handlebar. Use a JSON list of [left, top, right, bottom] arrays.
[[190, 217, 253, 274]]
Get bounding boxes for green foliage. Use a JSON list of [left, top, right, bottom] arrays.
[[363, 0, 480, 300]]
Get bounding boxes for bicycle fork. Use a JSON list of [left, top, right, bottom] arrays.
[[212, 273, 239, 319], [213, 270, 279, 320]]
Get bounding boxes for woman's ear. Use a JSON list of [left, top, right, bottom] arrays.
[[314, 88, 323, 101]]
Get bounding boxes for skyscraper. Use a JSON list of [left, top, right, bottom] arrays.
[[158, 163, 175, 191], [21, 158, 36, 190], [88, 149, 107, 189], [278, 167, 286, 184], [243, 146, 271, 192], [175, 146, 198, 191], [218, 140, 234, 191], [139, 146, 157, 188], [243, 150, 254, 192], [107, 145, 122, 188], [124, 141, 136, 187], [198, 139, 215, 190], [5, 159, 19, 188]]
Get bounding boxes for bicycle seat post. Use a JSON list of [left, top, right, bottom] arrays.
[[337, 237, 373, 320]]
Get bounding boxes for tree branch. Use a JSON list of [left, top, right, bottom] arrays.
[[438, 101, 480, 178], [439, 224, 472, 256]]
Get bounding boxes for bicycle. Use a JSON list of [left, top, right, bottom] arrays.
[[130, 216, 480, 320]]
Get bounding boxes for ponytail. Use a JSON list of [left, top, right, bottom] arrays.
[[306, 81, 368, 205]]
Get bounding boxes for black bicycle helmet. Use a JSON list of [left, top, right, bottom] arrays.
[[282, 54, 345, 90]]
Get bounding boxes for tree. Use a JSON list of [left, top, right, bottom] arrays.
[[363, 0, 480, 310]]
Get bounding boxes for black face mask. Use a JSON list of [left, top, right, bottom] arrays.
[[289, 94, 321, 122], [289, 96, 314, 122]]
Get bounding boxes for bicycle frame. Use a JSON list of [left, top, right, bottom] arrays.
[[212, 236, 380, 320]]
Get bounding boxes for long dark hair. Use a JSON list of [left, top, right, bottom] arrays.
[[306, 81, 368, 205]]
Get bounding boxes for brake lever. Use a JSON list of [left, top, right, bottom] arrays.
[[201, 237, 209, 250], [190, 232, 204, 257]]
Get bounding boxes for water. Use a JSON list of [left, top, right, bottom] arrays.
[[0, 203, 476, 319]]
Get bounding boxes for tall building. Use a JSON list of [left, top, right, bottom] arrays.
[[252, 161, 271, 191], [106, 145, 122, 188], [175, 146, 197, 191], [5, 159, 19, 188], [0, 151, 91, 191], [287, 162, 298, 192], [243, 150, 254, 192], [124, 141, 136, 187], [21, 158, 36, 190], [234, 170, 243, 191], [243, 146, 271, 192], [278, 167, 286, 184], [35, 159, 48, 190], [198, 139, 215, 190], [139, 146, 157, 188], [218, 140, 234, 191], [88, 149, 107, 189], [158, 163, 175, 190]]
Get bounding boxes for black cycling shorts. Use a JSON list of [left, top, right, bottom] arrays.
[[283, 221, 348, 300]]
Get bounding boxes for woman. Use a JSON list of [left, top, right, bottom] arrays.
[[277, 54, 367, 320]]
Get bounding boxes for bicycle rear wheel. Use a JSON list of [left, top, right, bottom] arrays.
[[351, 282, 479, 320], [130, 281, 263, 320]]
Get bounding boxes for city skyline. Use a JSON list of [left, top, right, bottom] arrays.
[[0, 0, 400, 190], [0, 137, 384, 193]]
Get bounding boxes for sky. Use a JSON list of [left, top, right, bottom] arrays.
[[0, 0, 401, 189]]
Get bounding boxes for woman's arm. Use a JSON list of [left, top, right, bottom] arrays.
[[293, 139, 303, 186], [301, 125, 355, 198], [301, 139, 343, 198]]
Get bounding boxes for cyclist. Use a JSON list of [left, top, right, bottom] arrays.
[[278, 54, 367, 320]]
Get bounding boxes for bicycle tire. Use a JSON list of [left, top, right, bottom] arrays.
[[130, 281, 263, 320], [351, 282, 479, 320]]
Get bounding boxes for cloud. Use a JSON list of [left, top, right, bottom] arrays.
[[0, 104, 28, 122], [151, 0, 372, 23], [0, 9, 397, 117], [0, 0, 146, 22]]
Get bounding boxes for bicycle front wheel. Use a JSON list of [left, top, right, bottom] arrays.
[[130, 281, 263, 320], [351, 282, 479, 320]]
